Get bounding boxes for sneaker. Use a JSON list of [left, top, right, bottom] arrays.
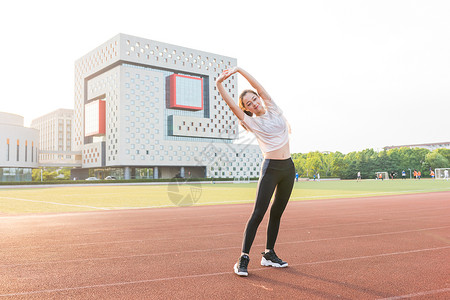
[[261, 249, 288, 267], [234, 254, 250, 276]]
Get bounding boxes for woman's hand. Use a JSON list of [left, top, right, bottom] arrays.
[[216, 67, 240, 84], [216, 72, 227, 84]]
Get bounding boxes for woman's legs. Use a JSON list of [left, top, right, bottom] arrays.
[[241, 163, 279, 254], [266, 167, 295, 250], [241, 158, 295, 254], [236, 158, 295, 276]]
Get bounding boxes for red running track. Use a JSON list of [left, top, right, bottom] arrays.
[[0, 191, 449, 299]]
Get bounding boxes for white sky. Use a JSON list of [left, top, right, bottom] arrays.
[[1, 0, 449, 154]]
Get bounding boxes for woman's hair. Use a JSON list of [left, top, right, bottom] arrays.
[[239, 89, 259, 117], [238, 89, 259, 131]]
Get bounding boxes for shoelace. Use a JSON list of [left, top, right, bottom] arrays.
[[263, 251, 284, 264], [239, 256, 249, 269]]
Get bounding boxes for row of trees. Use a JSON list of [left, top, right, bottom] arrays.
[[292, 148, 450, 179], [32, 167, 71, 181]]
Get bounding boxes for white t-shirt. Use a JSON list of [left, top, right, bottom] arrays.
[[240, 100, 290, 154]]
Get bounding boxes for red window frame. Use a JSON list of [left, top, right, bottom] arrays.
[[169, 74, 203, 110]]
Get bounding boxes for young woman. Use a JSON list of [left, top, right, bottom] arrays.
[[216, 67, 295, 277]]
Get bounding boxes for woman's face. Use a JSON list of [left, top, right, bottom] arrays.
[[243, 93, 265, 116]]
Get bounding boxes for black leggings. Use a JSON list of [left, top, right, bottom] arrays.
[[242, 158, 295, 254]]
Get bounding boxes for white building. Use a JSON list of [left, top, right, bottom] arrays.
[[30, 109, 78, 166], [73, 34, 262, 179], [384, 142, 450, 151], [0, 112, 39, 181]]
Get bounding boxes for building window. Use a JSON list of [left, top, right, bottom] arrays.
[[168, 74, 204, 110]]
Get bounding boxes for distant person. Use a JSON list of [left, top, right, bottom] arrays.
[[430, 170, 435, 179], [418, 171, 421, 180], [216, 67, 293, 277], [444, 169, 449, 181], [357, 171, 361, 181], [402, 170, 406, 180], [413, 170, 418, 180], [313, 174, 316, 181], [378, 173, 383, 181], [295, 172, 299, 182]]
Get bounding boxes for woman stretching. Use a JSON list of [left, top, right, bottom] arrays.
[[216, 67, 295, 277]]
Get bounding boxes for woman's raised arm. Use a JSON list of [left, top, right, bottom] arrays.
[[234, 67, 271, 102], [215, 70, 245, 121]]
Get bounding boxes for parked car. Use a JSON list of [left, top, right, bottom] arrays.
[[105, 176, 117, 180], [85, 177, 99, 180]]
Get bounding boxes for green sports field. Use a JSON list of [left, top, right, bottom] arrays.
[[0, 179, 449, 214]]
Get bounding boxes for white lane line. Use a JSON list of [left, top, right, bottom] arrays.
[[377, 288, 450, 299], [0, 246, 448, 297], [3, 212, 448, 253], [289, 246, 450, 267], [0, 245, 239, 267], [155, 189, 450, 207], [0, 197, 109, 211], [2, 225, 449, 267], [279, 225, 450, 246], [77, 188, 450, 209], [0, 271, 233, 297], [290, 188, 450, 200]]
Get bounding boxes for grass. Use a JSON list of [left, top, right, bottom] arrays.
[[0, 179, 449, 214]]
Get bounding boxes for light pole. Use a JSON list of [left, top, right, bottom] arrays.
[[408, 168, 412, 179]]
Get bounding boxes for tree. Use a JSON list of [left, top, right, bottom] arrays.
[[42, 170, 58, 181], [320, 152, 334, 177], [435, 149, 450, 162], [423, 151, 449, 171], [57, 168, 71, 180], [331, 152, 346, 178], [292, 154, 307, 177], [305, 151, 322, 177], [32, 169, 42, 181]]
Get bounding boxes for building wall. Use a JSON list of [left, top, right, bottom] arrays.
[[0, 125, 39, 168], [384, 142, 450, 151], [1, 113, 23, 126], [75, 34, 262, 178], [82, 142, 104, 168], [30, 109, 73, 162], [0, 112, 39, 181]]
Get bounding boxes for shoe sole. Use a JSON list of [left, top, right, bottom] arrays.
[[234, 263, 248, 276], [261, 257, 288, 268]]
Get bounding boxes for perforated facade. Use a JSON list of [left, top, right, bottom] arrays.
[[74, 34, 262, 179]]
